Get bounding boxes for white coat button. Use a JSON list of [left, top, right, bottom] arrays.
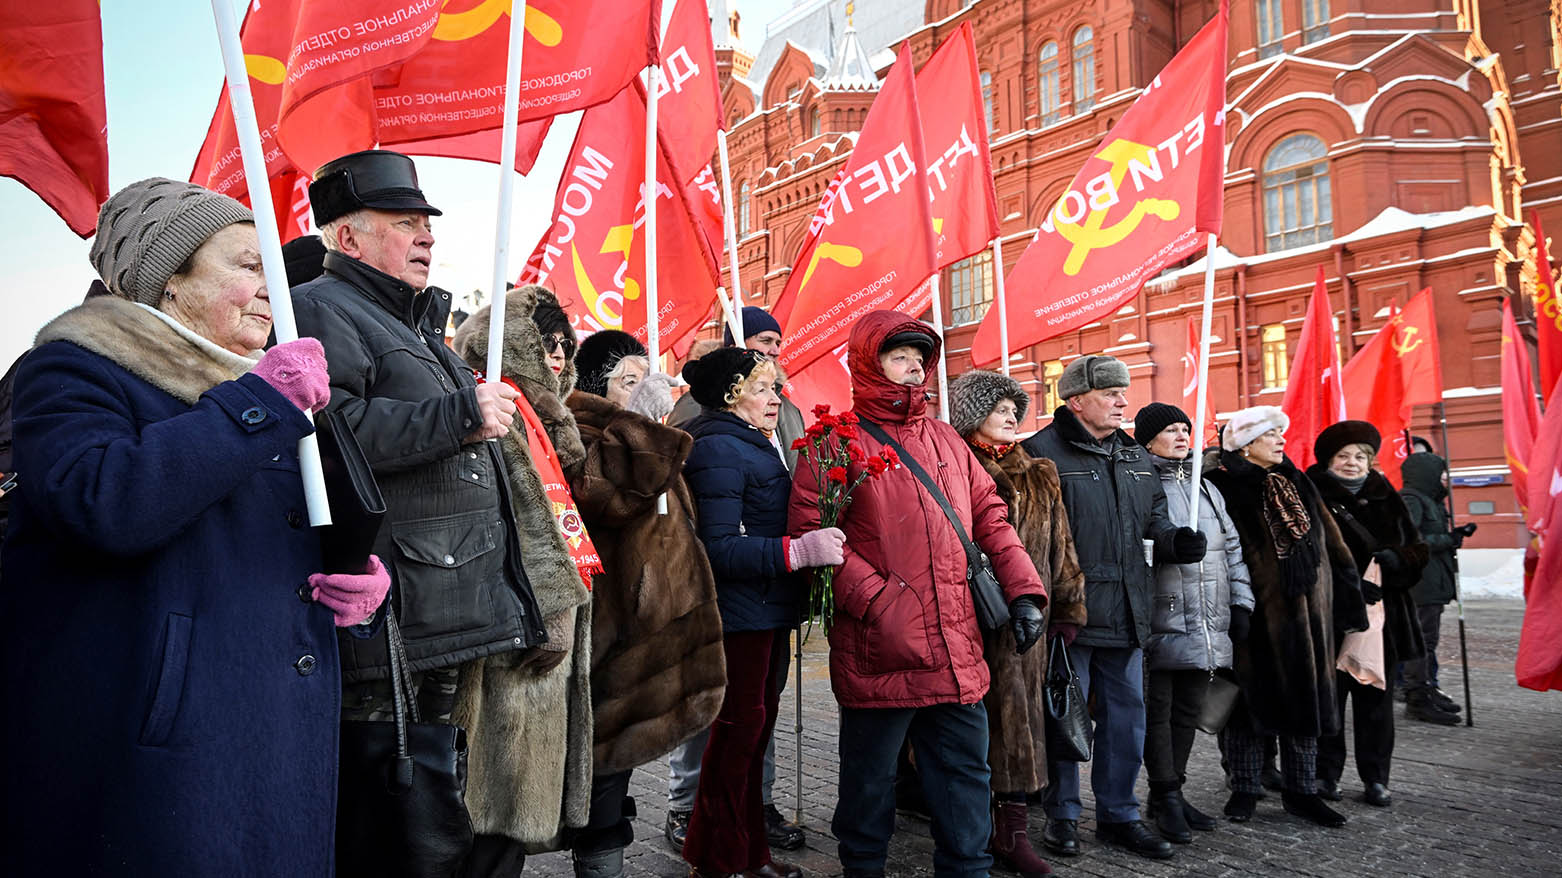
[[443, 554, 456, 566]]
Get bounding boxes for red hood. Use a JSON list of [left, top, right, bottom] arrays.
[[848, 310, 941, 424]]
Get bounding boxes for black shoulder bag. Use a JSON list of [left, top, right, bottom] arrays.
[[859, 419, 1010, 631], [314, 408, 387, 574], [1044, 635, 1093, 761], [336, 609, 474, 877]]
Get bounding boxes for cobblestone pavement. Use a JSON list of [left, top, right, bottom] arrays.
[[522, 599, 1562, 876]]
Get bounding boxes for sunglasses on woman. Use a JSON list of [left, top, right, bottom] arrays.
[[545, 333, 577, 358]]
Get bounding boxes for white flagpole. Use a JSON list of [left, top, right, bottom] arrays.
[[484, 2, 529, 384], [644, 65, 661, 366], [717, 129, 746, 342], [993, 236, 1010, 376], [209, 0, 331, 526], [930, 275, 950, 420], [1186, 233, 1218, 527]]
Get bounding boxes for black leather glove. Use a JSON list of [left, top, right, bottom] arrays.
[[1455, 522, 1478, 539], [1372, 548, 1402, 573], [1010, 596, 1044, 656], [1171, 527, 1208, 564], [1360, 580, 1384, 604], [1228, 606, 1251, 643]]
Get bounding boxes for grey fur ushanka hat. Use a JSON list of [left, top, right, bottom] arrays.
[[948, 369, 1029, 437]]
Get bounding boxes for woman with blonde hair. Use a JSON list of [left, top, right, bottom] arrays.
[[679, 347, 844, 878]]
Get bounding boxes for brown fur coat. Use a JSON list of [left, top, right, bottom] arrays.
[[975, 445, 1086, 792], [449, 287, 594, 851], [566, 390, 726, 775]]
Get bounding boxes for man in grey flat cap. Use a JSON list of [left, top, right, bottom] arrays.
[[292, 150, 546, 724], [1022, 354, 1207, 861]]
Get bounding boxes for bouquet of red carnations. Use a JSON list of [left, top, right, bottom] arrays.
[[792, 404, 899, 634]]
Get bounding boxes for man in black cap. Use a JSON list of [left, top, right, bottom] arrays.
[[292, 149, 545, 723]]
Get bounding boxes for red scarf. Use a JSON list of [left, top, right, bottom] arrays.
[[479, 372, 602, 589]]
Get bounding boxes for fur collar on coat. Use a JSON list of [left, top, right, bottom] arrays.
[[565, 390, 726, 775], [449, 288, 595, 851]]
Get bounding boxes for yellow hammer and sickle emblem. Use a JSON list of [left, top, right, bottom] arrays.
[[798, 242, 864, 291], [564, 223, 641, 331], [1536, 279, 1562, 329], [433, 0, 564, 46], [1052, 139, 1181, 276], [1392, 324, 1423, 356], [245, 54, 286, 85]]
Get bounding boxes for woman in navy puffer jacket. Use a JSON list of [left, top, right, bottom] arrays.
[[678, 346, 843, 878]]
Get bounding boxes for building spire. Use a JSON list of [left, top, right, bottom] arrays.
[[823, 2, 876, 87]]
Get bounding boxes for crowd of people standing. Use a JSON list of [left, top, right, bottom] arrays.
[[0, 151, 1470, 877]]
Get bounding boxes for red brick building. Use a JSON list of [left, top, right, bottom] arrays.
[[709, 0, 1561, 550]]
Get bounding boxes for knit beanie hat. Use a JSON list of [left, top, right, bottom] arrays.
[[722, 306, 783, 345], [281, 235, 327, 287], [948, 370, 1029, 437], [89, 178, 255, 307], [574, 329, 647, 397], [1313, 419, 1381, 466], [682, 346, 767, 410], [1133, 402, 1193, 447], [1222, 405, 1290, 452], [1058, 354, 1131, 399]]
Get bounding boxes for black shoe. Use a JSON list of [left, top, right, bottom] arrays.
[[664, 809, 690, 850], [1224, 792, 1258, 823], [1260, 765, 1284, 792], [763, 804, 805, 850], [1182, 797, 1218, 831], [1428, 687, 1462, 713], [1096, 820, 1175, 860], [1316, 778, 1342, 801], [1041, 818, 1080, 857], [1148, 792, 1191, 844], [1407, 699, 1461, 725], [1363, 783, 1392, 807], [1282, 791, 1347, 827]]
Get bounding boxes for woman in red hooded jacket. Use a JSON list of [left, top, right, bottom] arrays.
[[788, 311, 1048, 878]]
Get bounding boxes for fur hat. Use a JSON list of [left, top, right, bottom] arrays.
[[89, 178, 254, 307], [281, 235, 327, 287], [1222, 405, 1290, 451], [1059, 354, 1131, 399], [722, 306, 782, 345], [948, 370, 1029, 437], [682, 346, 767, 410], [1314, 419, 1382, 465], [1133, 402, 1192, 447], [527, 287, 573, 344], [574, 330, 646, 397]]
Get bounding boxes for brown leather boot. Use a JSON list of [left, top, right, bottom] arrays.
[[991, 799, 1053, 876]]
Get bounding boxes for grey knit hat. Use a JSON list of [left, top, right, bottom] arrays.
[[948, 370, 1029, 437], [89, 178, 254, 307], [1058, 354, 1131, 399]]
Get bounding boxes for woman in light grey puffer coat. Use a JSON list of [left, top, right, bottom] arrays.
[[1134, 404, 1254, 844]]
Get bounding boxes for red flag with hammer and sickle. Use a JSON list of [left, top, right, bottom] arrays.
[[1281, 266, 1348, 469], [971, 2, 1228, 366], [1532, 211, 1562, 406], [1341, 288, 1442, 486]]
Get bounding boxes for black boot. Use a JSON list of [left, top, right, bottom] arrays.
[[1147, 783, 1191, 844], [1282, 791, 1348, 827], [1181, 796, 1218, 831], [1407, 689, 1461, 725], [1224, 792, 1259, 823]]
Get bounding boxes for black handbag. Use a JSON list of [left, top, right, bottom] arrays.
[[1196, 669, 1242, 735], [314, 408, 387, 574], [1044, 636, 1093, 762], [336, 610, 474, 878], [859, 420, 1010, 631]]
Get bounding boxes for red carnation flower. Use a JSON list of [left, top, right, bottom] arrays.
[[865, 457, 889, 477], [847, 443, 867, 463], [813, 403, 832, 418], [827, 466, 849, 485], [835, 424, 858, 440], [790, 438, 809, 451], [838, 411, 859, 425]]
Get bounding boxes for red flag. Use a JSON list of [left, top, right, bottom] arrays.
[[769, 167, 847, 328], [1341, 289, 1442, 486], [1281, 266, 1348, 469], [1181, 315, 1219, 448], [686, 163, 725, 276], [917, 22, 1000, 269], [1534, 212, 1562, 405], [274, 1, 660, 177], [516, 83, 718, 354], [971, 3, 1228, 365], [393, 116, 553, 175], [0, 0, 110, 236], [1502, 298, 1543, 514], [777, 44, 939, 377], [651, 0, 724, 185], [1517, 372, 1562, 691]]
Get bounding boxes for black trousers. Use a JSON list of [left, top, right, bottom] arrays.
[[1144, 668, 1210, 787], [1316, 663, 1397, 787]]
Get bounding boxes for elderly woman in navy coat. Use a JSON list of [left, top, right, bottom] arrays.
[[0, 179, 389, 876], [678, 347, 845, 878]]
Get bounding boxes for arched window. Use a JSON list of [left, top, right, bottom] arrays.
[[1262, 134, 1333, 251], [738, 182, 751, 238], [1256, 0, 1284, 58], [1071, 27, 1095, 112], [1038, 41, 1061, 126], [809, 107, 821, 137], [981, 71, 995, 134]]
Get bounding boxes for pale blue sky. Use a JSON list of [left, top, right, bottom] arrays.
[[0, 0, 796, 364]]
